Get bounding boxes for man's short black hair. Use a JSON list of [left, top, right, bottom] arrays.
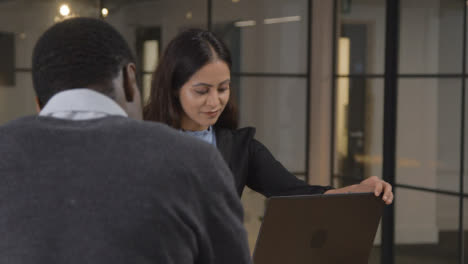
[[32, 17, 135, 107]]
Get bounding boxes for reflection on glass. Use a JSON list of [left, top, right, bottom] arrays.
[[333, 78, 384, 187], [395, 189, 458, 264], [400, 0, 463, 74], [337, 0, 386, 74], [396, 79, 461, 193]]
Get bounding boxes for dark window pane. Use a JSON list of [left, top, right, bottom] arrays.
[[336, 0, 386, 75], [0, 32, 14, 86]]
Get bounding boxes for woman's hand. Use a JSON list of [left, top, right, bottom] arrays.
[[324, 176, 393, 205]]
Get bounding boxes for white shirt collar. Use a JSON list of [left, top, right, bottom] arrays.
[[39, 88, 128, 120]]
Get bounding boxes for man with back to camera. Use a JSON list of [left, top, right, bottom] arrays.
[[0, 17, 251, 264]]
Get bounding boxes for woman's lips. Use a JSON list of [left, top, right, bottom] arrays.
[[203, 110, 220, 117]]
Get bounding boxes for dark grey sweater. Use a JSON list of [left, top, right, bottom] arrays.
[[0, 116, 251, 264]]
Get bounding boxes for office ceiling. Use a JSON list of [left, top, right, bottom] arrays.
[[0, 0, 159, 7]]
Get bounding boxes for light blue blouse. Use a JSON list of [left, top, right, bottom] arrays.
[[181, 126, 217, 146]]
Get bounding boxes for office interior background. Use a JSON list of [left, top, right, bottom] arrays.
[[0, 0, 467, 263]]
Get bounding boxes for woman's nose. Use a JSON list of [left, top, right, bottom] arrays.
[[206, 91, 219, 107]]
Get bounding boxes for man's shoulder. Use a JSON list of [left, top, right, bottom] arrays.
[[125, 119, 216, 151], [0, 115, 218, 164], [116, 119, 221, 170], [0, 115, 38, 128], [0, 116, 42, 139]]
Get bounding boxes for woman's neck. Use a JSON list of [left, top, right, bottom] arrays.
[[182, 126, 210, 132], [180, 114, 210, 131]]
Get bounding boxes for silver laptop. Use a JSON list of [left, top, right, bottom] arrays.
[[252, 192, 384, 264]]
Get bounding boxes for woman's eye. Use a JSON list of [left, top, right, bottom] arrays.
[[195, 90, 208, 95], [218, 86, 229, 92]]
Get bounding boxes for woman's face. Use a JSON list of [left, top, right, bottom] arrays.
[[179, 60, 230, 131]]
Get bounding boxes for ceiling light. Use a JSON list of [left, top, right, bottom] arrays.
[[101, 8, 109, 18], [264, 16, 301, 25], [234, 20, 256, 27], [59, 4, 70, 17]]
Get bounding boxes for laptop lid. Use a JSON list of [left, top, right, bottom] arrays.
[[252, 192, 384, 264]]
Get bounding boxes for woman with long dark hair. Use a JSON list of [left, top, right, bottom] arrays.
[[144, 28, 393, 203]]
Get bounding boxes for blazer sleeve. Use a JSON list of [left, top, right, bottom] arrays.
[[246, 138, 333, 197]]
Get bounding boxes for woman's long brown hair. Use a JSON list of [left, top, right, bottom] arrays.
[[143, 29, 238, 130]]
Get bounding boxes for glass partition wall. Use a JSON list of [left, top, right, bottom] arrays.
[[333, 0, 468, 263]]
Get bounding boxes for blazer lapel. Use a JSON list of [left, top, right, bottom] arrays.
[[215, 128, 233, 168]]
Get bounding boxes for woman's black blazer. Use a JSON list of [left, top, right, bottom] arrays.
[[215, 127, 333, 197]]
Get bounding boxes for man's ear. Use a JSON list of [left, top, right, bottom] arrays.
[[123, 63, 138, 102], [35, 96, 42, 113], [122, 62, 143, 120]]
